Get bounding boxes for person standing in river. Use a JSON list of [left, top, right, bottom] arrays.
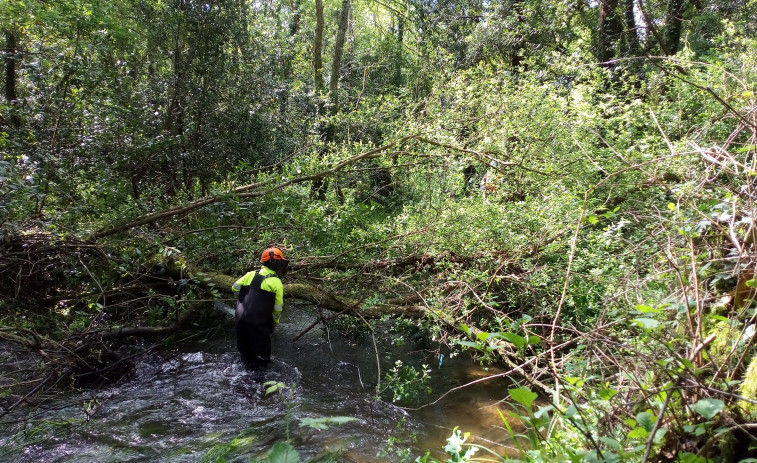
[[231, 247, 288, 369]]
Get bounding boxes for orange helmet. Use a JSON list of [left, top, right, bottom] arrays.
[[261, 247, 286, 263]]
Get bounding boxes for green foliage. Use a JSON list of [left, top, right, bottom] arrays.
[[693, 399, 725, 420], [509, 387, 539, 409], [249, 442, 301, 463], [382, 360, 432, 406], [264, 382, 298, 442], [202, 432, 259, 463], [380, 418, 419, 462], [0, 159, 39, 226]]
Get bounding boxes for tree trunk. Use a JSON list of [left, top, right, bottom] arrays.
[[313, 0, 325, 105], [505, 0, 526, 69], [310, 0, 327, 200], [597, 0, 623, 63], [636, 0, 672, 55], [311, 0, 350, 200], [393, 6, 405, 88], [289, 0, 301, 34], [162, 262, 425, 319], [665, 0, 686, 55], [329, 0, 350, 113], [622, 0, 640, 56]]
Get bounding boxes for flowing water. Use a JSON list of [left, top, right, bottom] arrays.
[[1, 304, 519, 462]]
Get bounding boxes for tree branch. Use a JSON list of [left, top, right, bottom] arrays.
[[91, 134, 422, 240]]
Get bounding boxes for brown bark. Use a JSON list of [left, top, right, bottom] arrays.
[[329, 0, 350, 112], [162, 262, 425, 319], [310, 0, 326, 200], [314, 0, 325, 102], [622, 0, 640, 56], [597, 0, 623, 63], [311, 0, 350, 200], [97, 302, 206, 339], [665, 0, 686, 55], [636, 0, 672, 55], [0, 327, 46, 350]]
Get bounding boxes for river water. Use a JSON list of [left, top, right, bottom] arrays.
[[1, 304, 519, 462]]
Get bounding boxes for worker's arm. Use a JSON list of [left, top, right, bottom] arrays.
[[262, 276, 285, 325], [272, 280, 284, 325], [232, 271, 256, 295], [272, 299, 283, 325]]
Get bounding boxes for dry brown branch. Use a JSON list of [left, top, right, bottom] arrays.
[[161, 261, 428, 319], [81, 302, 207, 340], [292, 306, 354, 341], [0, 372, 58, 418], [0, 327, 47, 350], [641, 334, 718, 463]]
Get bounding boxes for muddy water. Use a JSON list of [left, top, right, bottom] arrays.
[[1, 304, 519, 462]]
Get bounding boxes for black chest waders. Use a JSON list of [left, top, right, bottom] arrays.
[[235, 272, 276, 368]]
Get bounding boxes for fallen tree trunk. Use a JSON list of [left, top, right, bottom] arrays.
[[162, 260, 557, 394], [285, 282, 425, 318], [165, 262, 426, 318], [0, 327, 48, 350], [97, 302, 205, 339]]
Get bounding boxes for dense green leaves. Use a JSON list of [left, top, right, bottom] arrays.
[[249, 442, 301, 463], [509, 387, 538, 409]]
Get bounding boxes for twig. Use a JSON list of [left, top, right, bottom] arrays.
[[647, 60, 757, 131], [641, 334, 717, 463], [415, 136, 550, 176], [92, 133, 424, 239], [353, 310, 381, 394], [292, 306, 353, 341], [0, 371, 57, 418]]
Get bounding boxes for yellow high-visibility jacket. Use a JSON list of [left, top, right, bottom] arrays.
[[232, 266, 284, 324]]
